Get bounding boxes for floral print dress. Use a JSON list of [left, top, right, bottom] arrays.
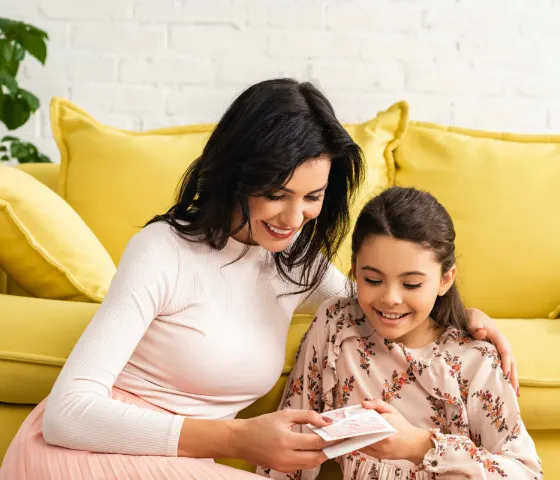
[[257, 297, 542, 480]]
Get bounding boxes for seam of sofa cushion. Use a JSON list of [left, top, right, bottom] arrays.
[[517, 378, 560, 387], [4, 356, 559, 388], [0, 351, 65, 367], [409, 120, 560, 143]]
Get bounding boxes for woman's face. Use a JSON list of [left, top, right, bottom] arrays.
[[233, 155, 331, 252]]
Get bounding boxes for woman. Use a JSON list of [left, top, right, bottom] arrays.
[[0, 79, 516, 480]]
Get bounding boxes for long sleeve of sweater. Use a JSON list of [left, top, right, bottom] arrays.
[[42, 227, 185, 457]]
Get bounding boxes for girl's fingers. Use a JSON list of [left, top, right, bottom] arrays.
[[361, 398, 394, 414]]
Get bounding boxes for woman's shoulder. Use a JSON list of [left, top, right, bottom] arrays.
[[124, 221, 179, 254], [128, 221, 201, 256], [119, 221, 206, 273]]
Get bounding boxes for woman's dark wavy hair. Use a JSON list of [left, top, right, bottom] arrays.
[[351, 186, 470, 333], [147, 78, 364, 296]]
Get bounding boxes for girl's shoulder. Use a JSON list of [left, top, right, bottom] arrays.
[[439, 328, 503, 374], [315, 296, 362, 321], [313, 296, 373, 337]]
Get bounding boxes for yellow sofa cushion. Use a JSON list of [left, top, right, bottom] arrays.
[[51, 97, 407, 266], [0, 165, 115, 302], [393, 122, 560, 319]]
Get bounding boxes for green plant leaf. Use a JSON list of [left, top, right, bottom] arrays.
[[0, 134, 51, 163], [0, 39, 22, 76], [0, 18, 18, 34], [14, 42, 24, 62], [20, 31, 47, 64], [0, 20, 49, 64], [0, 71, 18, 92], [23, 24, 48, 40], [10, 140, 25, 157], [3, 95, 30, 130], [0, 39, 13, 67], [18, 88, 39, 111]]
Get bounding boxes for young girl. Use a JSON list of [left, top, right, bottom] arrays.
[[258, 186, 542, 480]]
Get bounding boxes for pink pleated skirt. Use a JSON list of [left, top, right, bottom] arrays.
[[0, 389, 262, 480]]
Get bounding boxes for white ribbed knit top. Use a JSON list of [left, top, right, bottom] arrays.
[[43, 222, 347, 457]]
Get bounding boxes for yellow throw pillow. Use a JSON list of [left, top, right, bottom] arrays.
[[52, 97, 215, 263], [392, 121, 560, 319], [335, 101, 408, 275], [52, 97, 408, 267], [0, 165, 115, 302]]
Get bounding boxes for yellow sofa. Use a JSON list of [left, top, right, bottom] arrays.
[[1, 101, 559, 478]]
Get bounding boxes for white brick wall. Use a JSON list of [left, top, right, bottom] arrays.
[[3, 0, 560, 162]]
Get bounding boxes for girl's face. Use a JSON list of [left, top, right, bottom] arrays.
[[353, 234, 456, 348], [233, 155, 331, 252]]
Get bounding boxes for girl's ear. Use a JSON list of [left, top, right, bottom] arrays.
[[438, 264, 457, 296]]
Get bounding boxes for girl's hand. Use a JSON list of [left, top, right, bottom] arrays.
[[232, 409, 335, 473], [359, 399, 433, 465], [466, 307, 519, 395]]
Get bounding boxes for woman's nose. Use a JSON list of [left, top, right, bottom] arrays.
[[281, 202, 305, 228]]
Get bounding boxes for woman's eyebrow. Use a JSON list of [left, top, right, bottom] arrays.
[[280, 183, 328, 194]]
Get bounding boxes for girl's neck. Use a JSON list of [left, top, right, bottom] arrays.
[[393, 317, 444, 349]]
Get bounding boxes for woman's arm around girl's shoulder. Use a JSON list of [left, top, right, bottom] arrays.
[[421, 339, 542, 479]]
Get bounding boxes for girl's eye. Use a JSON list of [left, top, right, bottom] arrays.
[[306, 195, 323, 202], [404, 283, 422, 289], [265, 194, 284, 201], [364, 278, 381, 285]]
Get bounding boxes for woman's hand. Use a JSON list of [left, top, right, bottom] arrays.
[[466, 307, 519, 395], [232, 409, 335, 473], [359, 399, 433, 465]]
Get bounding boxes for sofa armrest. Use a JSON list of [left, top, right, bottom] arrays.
[[0, 294, 98, 404]]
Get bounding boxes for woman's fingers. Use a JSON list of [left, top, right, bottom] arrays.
[[284, 409, 331, 428], [483, 326, 519, 394], [286, 430, 340, 451], [273, 450, 328, 473], [510, 359, 520, 396], [470, 327, 486, 340]]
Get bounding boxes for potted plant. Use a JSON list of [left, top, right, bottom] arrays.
[[0, 17, 50, 164]]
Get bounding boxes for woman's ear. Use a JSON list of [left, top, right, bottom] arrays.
[[438, 264, 457, 296]]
